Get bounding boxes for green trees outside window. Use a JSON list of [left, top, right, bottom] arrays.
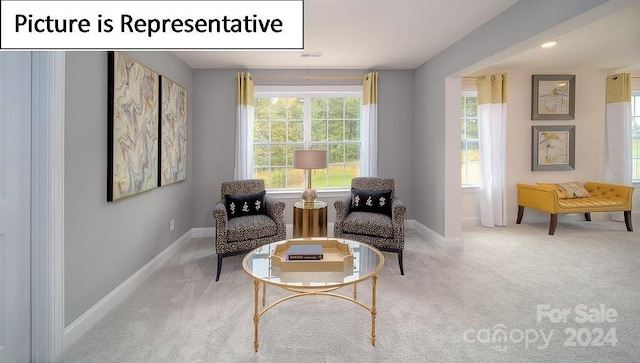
[[253, 92, 362, 189]]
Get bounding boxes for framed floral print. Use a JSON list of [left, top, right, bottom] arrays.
[[107, 51, 159, 201], [159, 76, 188, 186], [531, 125, 575, 171], [531, 75, 575, 120]]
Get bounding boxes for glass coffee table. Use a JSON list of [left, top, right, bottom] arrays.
[[242, 238, 385, 352]]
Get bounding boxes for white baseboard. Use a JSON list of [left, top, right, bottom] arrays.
[[63, 229, 193, 350], [461, 216, 480, 227], [409, 219, 463, 249]]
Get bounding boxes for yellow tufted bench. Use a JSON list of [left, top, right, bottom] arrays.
[[516, 182, 634, 235]]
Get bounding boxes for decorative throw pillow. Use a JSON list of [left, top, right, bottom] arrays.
[[350, 188, 393, 216], [536, 182, 569, 198], [536, 182, 591, 199], [224, 190, 266, 219], [556, 181, 591, 198]]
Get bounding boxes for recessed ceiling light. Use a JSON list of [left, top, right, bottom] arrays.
[[541, 41, 557, 48]]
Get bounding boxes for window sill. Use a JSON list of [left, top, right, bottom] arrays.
[[267, 189, 350, 199], [462, 185, 481, 193]]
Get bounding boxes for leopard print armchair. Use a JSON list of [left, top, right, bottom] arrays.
[[334, 177, 407, 275], [212, 179, 286, 281]]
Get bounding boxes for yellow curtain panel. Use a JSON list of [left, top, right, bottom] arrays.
[[477, 73, 507, 105], [606, 73, 631, 104], [237, 72, 254, 106], [363, 72, 378, 105]]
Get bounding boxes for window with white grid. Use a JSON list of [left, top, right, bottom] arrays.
[[632, 93, 640, 182], [461, 93, 480, 186], [252, 86, 363, 190]]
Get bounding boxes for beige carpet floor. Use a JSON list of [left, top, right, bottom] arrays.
[[57, 218, 640, 362]]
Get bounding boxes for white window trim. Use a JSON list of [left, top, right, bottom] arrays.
[[462, 185, 481, 191], [461, 91, 480, 188], [631, 91, 640, 186], [255, 85, 362, 95], [268, 189, 352, 199], [253, 85, 365, 192]]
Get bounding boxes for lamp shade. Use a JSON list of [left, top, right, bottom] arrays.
[[293, 150, 327, 169]]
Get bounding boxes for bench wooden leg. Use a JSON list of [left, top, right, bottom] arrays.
[[549, 214, 558, 235], [516, 206, 524, 224], [584, 213, 591, 222], [624, 211, 633, 232]]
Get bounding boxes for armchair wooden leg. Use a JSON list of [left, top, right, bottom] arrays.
[[624, 211, 633, 232], [585, 213, 591, 222], [215, 254, 223, 281], [516, 206, 524, 224], [398, 250, 404, 276], [549, 214, 558, 235]]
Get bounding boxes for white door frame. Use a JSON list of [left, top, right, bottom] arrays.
[[31, 51, 65, 362], [0, 50, 32, 363]]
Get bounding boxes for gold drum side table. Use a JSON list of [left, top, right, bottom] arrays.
[[293, 200, 327, 238]]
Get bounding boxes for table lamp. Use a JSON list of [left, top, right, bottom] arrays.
[[293, 149, 328, 205]]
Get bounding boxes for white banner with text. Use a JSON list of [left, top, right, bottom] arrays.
[[1, 0, 304, 49]]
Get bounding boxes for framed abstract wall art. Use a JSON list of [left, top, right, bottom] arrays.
[[107, 51, 159, 201], [159, 76, 188, 186], [531, 125, 575, 171], [531, 74, 575, 120]]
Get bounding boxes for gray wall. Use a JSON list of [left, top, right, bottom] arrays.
[[192, 69, 414, 227], [65, 51, 194, 325], [191, 69, 235, 227], [376, 70, 414, 218], [412, 0, 609, 237]]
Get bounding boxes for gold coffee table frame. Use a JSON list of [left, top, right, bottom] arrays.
[[242, 238, 385, 352]]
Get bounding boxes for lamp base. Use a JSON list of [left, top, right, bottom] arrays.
[[301, 187, 317, 205]]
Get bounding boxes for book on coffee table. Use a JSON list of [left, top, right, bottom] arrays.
[[287, 244, 323, 260]]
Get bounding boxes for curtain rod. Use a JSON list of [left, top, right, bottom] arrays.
[[462, 76, 498, 79], [236, 75, 368, 81]]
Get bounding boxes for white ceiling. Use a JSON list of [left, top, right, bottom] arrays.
[[174, 1, 640, 72], [478, 2, 640, 74], [174, 0, 520, 69]]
